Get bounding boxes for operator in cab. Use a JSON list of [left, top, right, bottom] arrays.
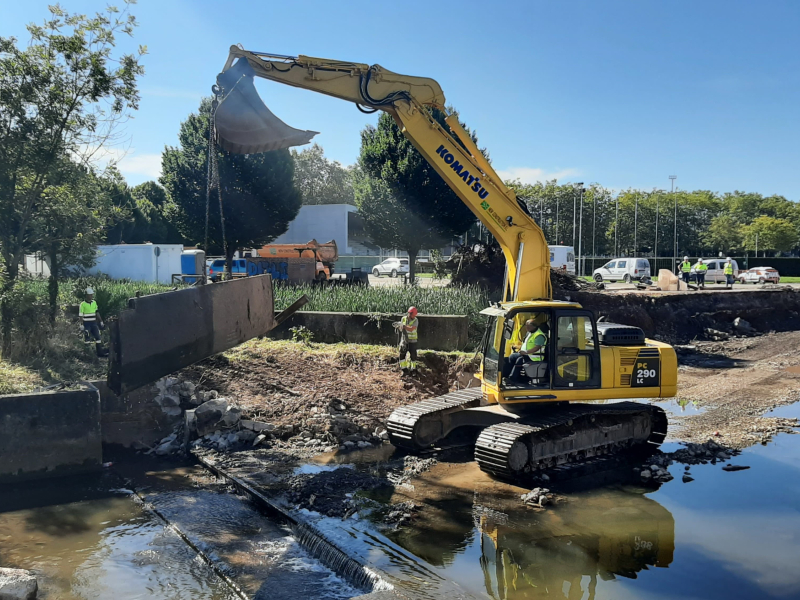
[[503, 318, 549, 384]]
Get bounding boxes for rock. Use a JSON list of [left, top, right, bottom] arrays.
[[357, 441, 371, 449], [0, 567, 38, 600], [253, 434, 267, 447], [182, 381, 197, 395], [734, 317, 754, 333], [240, 420, 275, 433], [221, 407, 242, 427], [343, 441, 355, 449], [682, 474, 695, 483], [158, 393, 181, 408], [159, 433, 178, 445], [379, 430, 389, 441], [716, 452, 730, 459], [226, 433, 239, 444], [640, 470, 652, 480], [195, 399, 229, 435], [238, 430, 257, 442], [540, 473, 550, 482], [155, 441, 177, 455], [722, 464, 750, 472]]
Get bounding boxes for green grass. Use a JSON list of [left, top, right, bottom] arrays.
[[780, 277, 800, 283], [15, 276, 185, 319], [273, 282, 490, 345], [0, 360, 43, 394]]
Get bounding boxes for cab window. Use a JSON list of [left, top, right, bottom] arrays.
[[617, 260, 627, 268], [554, 314, 597, 386], [605, 261, 616, 269]]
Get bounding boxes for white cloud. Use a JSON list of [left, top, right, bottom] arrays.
[[496, 166, 580, 185], [118, 153, 162, 179]]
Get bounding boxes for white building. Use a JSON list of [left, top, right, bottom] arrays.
[[84, 244, 183, 284]]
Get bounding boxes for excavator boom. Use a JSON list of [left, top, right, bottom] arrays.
[[214, 47, 551, 302]]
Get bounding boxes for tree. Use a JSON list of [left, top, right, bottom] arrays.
[[0, 2, 144, 347], [356, 110, 478, 281], [741, 216, 799, 255], [31, 163, 120, 322], [291, 144, 355, 205], [704, 214, 744, 254], [106, 180, 182, 244], [161, 98, 302, 272]]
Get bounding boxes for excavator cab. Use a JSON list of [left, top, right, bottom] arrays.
[[483, 303, 602, 395]]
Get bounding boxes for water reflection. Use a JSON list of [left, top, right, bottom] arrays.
[[478, 491, 674, 599]]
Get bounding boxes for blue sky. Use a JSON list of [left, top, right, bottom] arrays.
[[4, 0, 799, 198]]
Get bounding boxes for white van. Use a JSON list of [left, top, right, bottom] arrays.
[[549, 245, 575, 275], [592, 258, 651, 283], [690, 258, 739, 284]]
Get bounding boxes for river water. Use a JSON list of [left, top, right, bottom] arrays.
[[2, 414, 799, 599], [387, 419, 800, 600], [0, 457, 360, 600]]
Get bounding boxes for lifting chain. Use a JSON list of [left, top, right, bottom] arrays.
[[204, 99, 229, 281]]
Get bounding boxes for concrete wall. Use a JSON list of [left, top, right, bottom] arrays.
[[86, 244, 183, 284], [272, 204, 357, 253], [0, 386, 102, 481], [268, 312, 469, 351]]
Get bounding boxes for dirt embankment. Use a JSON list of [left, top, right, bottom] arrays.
[[182, 340, 479, 444], [568, 287, 800, 344]]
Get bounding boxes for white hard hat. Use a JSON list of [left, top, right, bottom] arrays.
[[726, 257, 732, 261], [86, 287, 94, 294], [684, 256, 689, 261]]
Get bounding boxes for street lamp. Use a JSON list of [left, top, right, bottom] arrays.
[[634, 194, 639, 257], [670, 175, 677, 271], [654, 190, 660, 269], [573, 183, 583, 251], [575, 183, 585, 275]]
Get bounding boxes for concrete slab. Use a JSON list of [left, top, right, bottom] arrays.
[[108, 275, 275, 395]]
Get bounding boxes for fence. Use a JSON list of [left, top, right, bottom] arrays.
[[575, 255, 800, 278]]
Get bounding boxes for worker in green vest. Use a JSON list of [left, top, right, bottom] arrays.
[[507, 319, 550, 384], [694, 258, 708, 289], [79, 288, 108, 357], [724, 258, 735, 289], [680, 256, 692, 285], [398, 306, 419, 372]]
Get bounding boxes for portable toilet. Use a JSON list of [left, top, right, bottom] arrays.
[[181, 249, 206, 284]]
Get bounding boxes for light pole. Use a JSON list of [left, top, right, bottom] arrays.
[[577, 185, 585, 275], [555, 196, 560, 244], [614, 194, 619, 257], [592, 191, 597, 271], [654, 190, 660, 270], [634, 194, 639, 257], [573, 183, 582, 251], [670, 175, 677, 271]]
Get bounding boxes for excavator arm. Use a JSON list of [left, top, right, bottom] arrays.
[[214, 47, 551, 301]]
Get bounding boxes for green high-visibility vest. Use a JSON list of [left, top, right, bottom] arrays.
[[681, 261, 691, 273], [695, 263, 708, 272], [401, 316, 418, 342], [523, 329, 547, 362], [79, 300, 98, 322], [724, 263, 733, 275]]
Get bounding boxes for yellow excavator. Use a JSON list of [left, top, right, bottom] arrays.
[[212, 46, 676, 479]]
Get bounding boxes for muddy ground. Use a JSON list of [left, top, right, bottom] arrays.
[[183, 331, 799, 452]]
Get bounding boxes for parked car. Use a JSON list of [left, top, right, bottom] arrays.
[[689, 258, 739, 284], [592, 258, 651, 283], [207, 258, 247, 281], [371, 257, 410, 278], [738, 266, 780, 284]]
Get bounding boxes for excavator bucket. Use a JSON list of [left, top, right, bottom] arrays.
[[214, 58, 318, 154]]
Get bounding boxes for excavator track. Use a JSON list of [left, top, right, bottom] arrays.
[[387, 390, 483, 450], [475, 402, 667, 478]]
